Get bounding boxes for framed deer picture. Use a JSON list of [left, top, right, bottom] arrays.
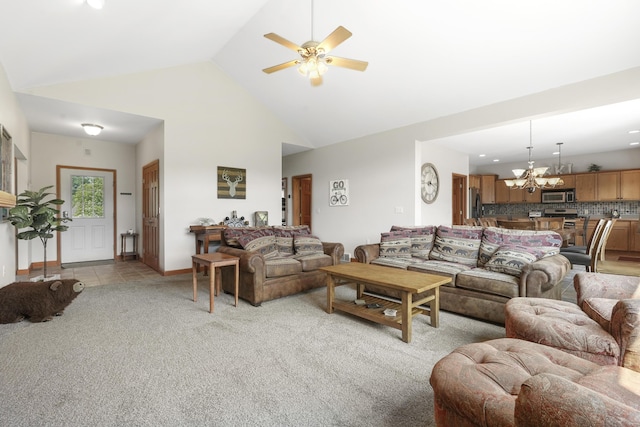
[[217, 166, 246, 199]]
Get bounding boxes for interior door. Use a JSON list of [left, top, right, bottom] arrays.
[[452, 174, 466, 225], [60, 167, 115, 263], [142, 160, 160, 271], [292, 174, 312, 229]]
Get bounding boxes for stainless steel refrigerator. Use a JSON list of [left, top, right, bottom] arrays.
[[470, 187, 482, 219]]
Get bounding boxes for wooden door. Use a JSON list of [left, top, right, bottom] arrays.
[[292, 174, 312, 229], [452, 174, 466, 225], [142, 160, 160, 272]]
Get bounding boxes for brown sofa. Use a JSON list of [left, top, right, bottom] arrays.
[[216, 226, 344, 306], [355, 225, 570, 324], [430, 338, 640, 426], [505, 272, 640, 372]]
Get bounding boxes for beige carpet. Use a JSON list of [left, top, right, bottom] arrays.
[[0, 274, 506, 427]]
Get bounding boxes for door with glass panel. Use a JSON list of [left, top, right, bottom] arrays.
[[60, 168, 115, 263]]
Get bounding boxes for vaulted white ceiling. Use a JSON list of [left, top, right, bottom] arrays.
[[2, 0, 639, 164]]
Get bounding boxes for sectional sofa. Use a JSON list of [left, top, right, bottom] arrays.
[[355, 225, 571, 324]]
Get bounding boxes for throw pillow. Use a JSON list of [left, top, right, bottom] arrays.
[[273, 228, 297, 256], [379, 231, 412, 258], [294, 234, 324, 255], [484, 245, 543, 277], [390, 226, 436, 259], [238, 229, 278, 258], [428, 225, 483, 267]]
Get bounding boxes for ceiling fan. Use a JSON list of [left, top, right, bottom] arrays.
[[262, 4, 368, 86]]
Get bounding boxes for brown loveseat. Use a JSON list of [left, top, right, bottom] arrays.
[[216, 226, 344, 306], [355, 225, 570, 324]]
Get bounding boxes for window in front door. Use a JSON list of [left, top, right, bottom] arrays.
[[71, 175, 105, 218]]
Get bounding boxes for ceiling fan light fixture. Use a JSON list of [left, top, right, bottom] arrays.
[[81, 123, 103, 136]]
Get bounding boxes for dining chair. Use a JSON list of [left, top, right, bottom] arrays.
[[561, 218, 605, 255], [497, 220, 536, 230], [464, 218, 480, 226], [479, 218, 498, 227], [561, 219, 611, 272], [534, 217, 565, 231], [590, 219, 617, 272]]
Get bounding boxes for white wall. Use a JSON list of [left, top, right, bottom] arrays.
[[27, 61, 305, 272], [283, 127, 469, 256], [0, 64, 30, 286], [28, 132, 137, 268], [418, 141, 470, 226]]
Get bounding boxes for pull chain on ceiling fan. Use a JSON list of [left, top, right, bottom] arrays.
[[262, 0, 368, 86]]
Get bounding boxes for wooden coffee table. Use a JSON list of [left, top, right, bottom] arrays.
[[321, 263, 451, 343]]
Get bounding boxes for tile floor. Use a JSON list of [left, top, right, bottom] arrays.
[[17, 260, 162, 287]]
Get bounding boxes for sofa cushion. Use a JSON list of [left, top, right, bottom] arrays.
[[505, 298, 620, 365], [456, 269, 520, 298], [264, 257, 303, 278], [294, 234, 324, 255], [429, 225, 483, 267], [371, 257, 415, 269], [582, 297, 618, 332], [379, 230, 412, 258], [295, 253, 333, 271], [407, 260, 471, 287], [484, 245, 544, 277], [390, 225, 436, 258], [273, 228, 297, 256], [478, 227, 562, 267], [238, 229, 278, 258]]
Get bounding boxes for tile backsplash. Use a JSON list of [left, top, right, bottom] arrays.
[[484, 201, 639, 218]]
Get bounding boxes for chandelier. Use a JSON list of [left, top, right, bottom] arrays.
[[504, 121, 563, 193]]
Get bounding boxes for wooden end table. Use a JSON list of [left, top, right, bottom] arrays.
[[321, 263, 451, 343], [192, 252, 239, 313]]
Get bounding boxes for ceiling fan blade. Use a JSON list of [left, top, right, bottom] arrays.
[[264, 33, 302, 52], [317, 26, 352, 53], [262, 60, 299, 74], [326, 56, 368, 72], [310, 75, 323, 86]]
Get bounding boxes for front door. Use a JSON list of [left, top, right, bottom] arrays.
[[59, 167, 115, 263], [142, 160, 160, 271]]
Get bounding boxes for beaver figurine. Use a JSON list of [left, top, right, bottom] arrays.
[[0, 279, 85, 323]]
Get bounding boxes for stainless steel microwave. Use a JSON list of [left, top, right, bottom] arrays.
[[542, 190, 575, 204]]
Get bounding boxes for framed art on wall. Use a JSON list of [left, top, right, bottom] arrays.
[[329, 179, 349, 206], [217, 167, 246, 199]]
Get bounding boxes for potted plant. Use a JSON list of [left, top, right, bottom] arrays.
[[7, 185, 71, 280]]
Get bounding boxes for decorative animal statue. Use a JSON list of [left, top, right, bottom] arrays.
[[0, 279, 85, 323], [221, 169, 243, 197]]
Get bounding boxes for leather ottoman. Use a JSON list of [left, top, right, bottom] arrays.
[[504, 296, 620, 366], [429, 338, 640, 426]]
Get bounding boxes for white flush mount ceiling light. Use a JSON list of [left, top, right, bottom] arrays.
[[81, 123, 103, 136], [86, 0, 105, 10]]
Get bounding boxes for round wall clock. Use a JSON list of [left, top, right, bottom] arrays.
[[421, 163, 439, 204]]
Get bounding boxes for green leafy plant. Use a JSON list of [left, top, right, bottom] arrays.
[[587, 163, 602, 172], [7, 185, 71, 279]]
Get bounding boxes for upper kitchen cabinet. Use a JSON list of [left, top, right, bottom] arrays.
[[495, 180, 541, 204], [597, 169, 640, 201], [549, 174, 576, 189], [575, 173, 597, 202], [469, 175, 481, 189], [480, 175, 497, 204]]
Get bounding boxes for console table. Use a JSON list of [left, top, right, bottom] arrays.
[[189, 225, 227, 254]]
